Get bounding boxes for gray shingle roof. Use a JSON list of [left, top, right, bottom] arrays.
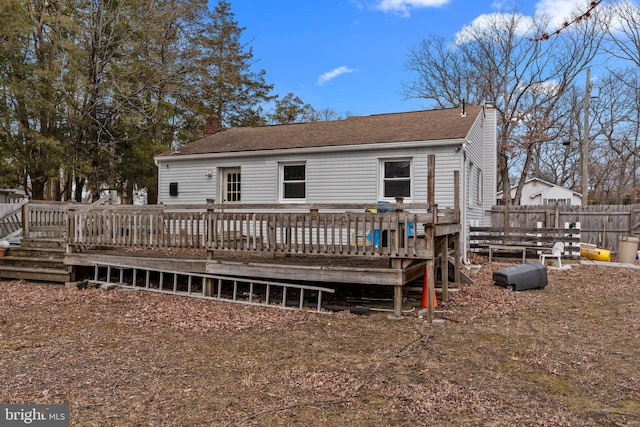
[[159, 105, 481, 157]]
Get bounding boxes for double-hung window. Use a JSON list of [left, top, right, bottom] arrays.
[[280, 162, 306, 201], [381, 159, 412, 200], [476, 168, 483, 205]]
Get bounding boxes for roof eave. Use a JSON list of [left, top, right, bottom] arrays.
[[154, 138, 467, 162]]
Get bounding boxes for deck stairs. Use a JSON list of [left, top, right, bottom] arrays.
[[87, 262, 336, 313], [0, 237, 71, 283]]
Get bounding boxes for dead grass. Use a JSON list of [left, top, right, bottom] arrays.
[[1, 261, 640, 426]]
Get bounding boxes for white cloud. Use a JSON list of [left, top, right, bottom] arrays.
[[454, 0, 591, 43], [535, 0, 583, 28], [454, 13, 534, 45], [374, 0, 451, 17], [491, 0, 515, 10], [524, 80, 561, 97], [317, 66, 356, 85]]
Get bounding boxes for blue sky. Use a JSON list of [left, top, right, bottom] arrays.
[[223, 0, 597, 117]]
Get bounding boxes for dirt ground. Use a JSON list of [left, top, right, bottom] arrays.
[[1, 259, 640, 426]]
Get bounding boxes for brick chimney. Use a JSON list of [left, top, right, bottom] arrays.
[[205, 114, 223, 136]]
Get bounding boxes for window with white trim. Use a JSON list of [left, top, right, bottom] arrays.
[[476, 168, 483, 205], [280, 162, 306, 201], [380, 159, 412, 200], [544, 198, 571, 206]]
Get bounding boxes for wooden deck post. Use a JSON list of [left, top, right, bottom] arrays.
[[425, 226, 435, 323], [425, 155, 436, 322], [22, 201, 30, 239], [392, 283, 403, 320], [441, 235, 449, 303], [452, 233, 460, 301]]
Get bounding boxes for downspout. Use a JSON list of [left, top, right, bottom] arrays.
[[460, 142, 470, 264]]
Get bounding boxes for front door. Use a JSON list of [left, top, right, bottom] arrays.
[[222, 167, 241, 203]]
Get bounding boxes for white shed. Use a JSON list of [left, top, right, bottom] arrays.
[[497, 177, 582, 206]]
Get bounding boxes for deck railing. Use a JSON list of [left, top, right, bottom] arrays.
[[65, 203, 448, 259], [0, 198, 27, 240], [68, 204, 209, 249], [207, 210, 427, 258], [24, 200, 69, 238]]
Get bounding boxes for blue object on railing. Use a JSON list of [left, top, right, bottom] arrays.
[[367, 229, 387, 247], [366, 201, 414, 244], [367, 200, 393, 214]]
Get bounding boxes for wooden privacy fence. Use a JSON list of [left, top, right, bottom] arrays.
[[66, 202, 445, 259], [490, 204, 640, 253]]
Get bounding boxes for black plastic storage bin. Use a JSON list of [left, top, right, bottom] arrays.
[[493, 262, 548, 291]]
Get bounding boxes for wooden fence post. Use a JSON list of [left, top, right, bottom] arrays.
[[21, 200, 29, 239]]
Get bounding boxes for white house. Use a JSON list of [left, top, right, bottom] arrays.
[[155, 103, 497, 252], [497, 177, 582, 206]]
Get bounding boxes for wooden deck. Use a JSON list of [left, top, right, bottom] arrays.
[[65, 250, 428, 287], [64, 201, 457, 320], [1, 158, 460, 321]]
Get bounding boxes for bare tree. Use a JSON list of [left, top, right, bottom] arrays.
[[589, 70, 640, 203], [603, 1, 640, 202], [404, 5, 603, 204], [535, 85, 583, 189], [404, 34, 479, 108], [605, 0, 640, 68]]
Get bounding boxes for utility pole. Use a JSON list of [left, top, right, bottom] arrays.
[[582, 69, 591, 205], [634, 84, 639, 203]]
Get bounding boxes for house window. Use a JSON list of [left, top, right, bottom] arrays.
[[169, 182, 178, 197], [280, 163, 306, 201], [381, 159, 411, 200], [544, 198, 570, 206], [476, 168, 483, 205]]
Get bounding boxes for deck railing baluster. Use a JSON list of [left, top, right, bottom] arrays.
[[59, 203, 435, 259]]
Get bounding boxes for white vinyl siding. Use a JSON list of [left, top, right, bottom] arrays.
[[158, 145, 467, 209], [463, 108, 496, 226], [157, 159, 218, 204], [305, 154, 377, 203]]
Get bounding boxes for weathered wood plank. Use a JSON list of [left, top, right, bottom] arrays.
[[206, 258, 425, 287]]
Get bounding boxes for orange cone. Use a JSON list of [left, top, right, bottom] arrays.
[[422, 272, 438, 309]]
